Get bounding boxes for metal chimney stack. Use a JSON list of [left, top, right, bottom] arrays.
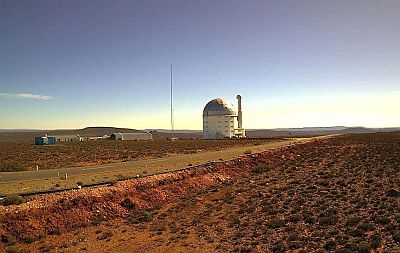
[[236, 95, 242, 129]]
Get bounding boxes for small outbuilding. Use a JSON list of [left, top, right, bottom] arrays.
[[53, 134, 82, 142], [109, 132, 153, 141], [35, 136, 56, 145]]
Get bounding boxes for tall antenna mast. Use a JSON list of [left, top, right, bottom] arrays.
[[170, 65, 174, 139]]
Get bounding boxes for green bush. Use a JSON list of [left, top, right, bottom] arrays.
[[0, 162, 27, 172], [1, 195, 25, 206], [251, 165, 269, 174]]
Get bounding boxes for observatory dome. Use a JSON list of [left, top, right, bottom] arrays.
[[203, 98, 236, 116]]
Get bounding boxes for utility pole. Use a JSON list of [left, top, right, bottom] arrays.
[[170, 65, 174, 139]]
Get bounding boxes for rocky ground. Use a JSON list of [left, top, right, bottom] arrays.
[[1, 132, 399, 252]]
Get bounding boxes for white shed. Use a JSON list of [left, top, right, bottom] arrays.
[[109, 132, 152, 141]]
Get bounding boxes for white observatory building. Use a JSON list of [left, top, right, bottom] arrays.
[[202, 95, 245, 139]]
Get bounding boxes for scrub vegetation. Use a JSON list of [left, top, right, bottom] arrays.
[[0, 138, 276, 171], [1, 132, 399, 252]]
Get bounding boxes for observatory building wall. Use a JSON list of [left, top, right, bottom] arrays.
[[203, 115, 235, 139]]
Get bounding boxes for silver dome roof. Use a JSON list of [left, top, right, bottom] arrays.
[[203, 98, 236, 116]]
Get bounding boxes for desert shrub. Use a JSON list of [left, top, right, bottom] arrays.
[[271, 241, 287, 252], [232, 231, 244, 240], [21, 236, 38, 244], [127, 211, 153, 224], [1, 234, 17, 244], [39, 244, 54, 252], [224, 192, 234, 204], [38, 233, 46, 240], [1, 195, 25, 206], [370, 235, 381, 249], [244, 149, 252, 155], [287, 231, 298, 241], [302, 211, 315, 224], [266, 218, 285, 228], [346, 215, 361, 226], [151, 223, 166, 235], [228, 215, 240, 228], [0, 162, 27, 172], [288, 214, 302, 223], [251, 164, 269, 174], [356, 242, 370, 253], [288, 241, 302, 250], [335, 248, 352, 253], [91, 215, 105, 225], [347, 228, 364, 238], [319, 215, 338, 226], [376, 216, 390, 225], [263, 206, 278, 215], [392, 231, 400, 243], [385, 223, 396, 233], [96, 231, 113, 240], [120, 198, 136, 210], [59, 242, 68, 248], [324, 240, 336, 251], [358, 222, 374, 232], [51, 228, 62, 236], [5, 246, 30, 253]]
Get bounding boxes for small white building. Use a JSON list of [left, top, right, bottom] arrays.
[[109, 132, 153, 141], [202, 96, 245, 139], [53, 134, 82, 142]]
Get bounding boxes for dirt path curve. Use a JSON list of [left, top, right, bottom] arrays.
[[0, 135, 337, 195]]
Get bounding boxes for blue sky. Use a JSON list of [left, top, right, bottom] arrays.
[[1, 0, 399, 129]]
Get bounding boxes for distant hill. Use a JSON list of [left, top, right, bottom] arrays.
[[144, 129, 202, 134], [246, 127, 400, 138], [146, 129, 203, 139]]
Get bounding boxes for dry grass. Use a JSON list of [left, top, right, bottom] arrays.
[[0, 139, 277, 171]]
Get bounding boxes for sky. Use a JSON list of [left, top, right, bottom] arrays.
[[0, 0, 399, 130]]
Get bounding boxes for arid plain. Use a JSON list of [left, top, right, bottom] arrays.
[[1, 132, 399, 252]]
